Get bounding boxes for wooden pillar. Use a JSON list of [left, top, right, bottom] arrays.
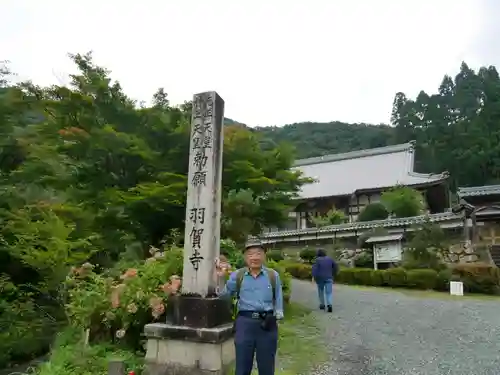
[[471, 212, 478, 245], [463, 212, 469, 244]]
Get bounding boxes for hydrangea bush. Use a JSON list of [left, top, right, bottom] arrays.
[[64, 247, 183, 349], [63, 242, 292, 352]]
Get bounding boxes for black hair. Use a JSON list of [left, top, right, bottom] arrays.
[[316, 248, 326, 257]]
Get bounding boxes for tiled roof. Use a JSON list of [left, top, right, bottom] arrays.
[[365, 234, 404, 243], [257, 212, 460, 239], [458, 185, 500, 198], [294, 142, 449, 199]]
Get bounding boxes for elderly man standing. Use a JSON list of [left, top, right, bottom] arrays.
[[217, 241, 284, 375]]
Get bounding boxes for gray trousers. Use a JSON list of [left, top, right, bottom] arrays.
[[234, 315, 278, 375]]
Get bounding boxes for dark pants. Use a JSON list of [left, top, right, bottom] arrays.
[[234, 315, 278, 375]]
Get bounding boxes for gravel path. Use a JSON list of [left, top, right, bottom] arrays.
[[291, 280, 500, 375]]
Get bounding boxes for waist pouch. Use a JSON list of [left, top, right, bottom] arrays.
[[233, 312, 277, 332], [233, 312, 278, 332], [260, 312, 277, 331]]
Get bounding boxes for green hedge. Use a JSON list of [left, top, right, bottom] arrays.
[[267, 249, 284, 262], [283, 262, 500, 295], [299, 248, 316, 263], [266, 259, 292, 303]]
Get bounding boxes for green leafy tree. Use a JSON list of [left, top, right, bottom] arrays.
[[381, 186, 425, 218], [390, 62, 500, 188], [311, 207, 346, 227], [222, 126, 310, 243], [2, 205, 97, 291], [404, 219, 448, 270], [222, 189, 261, 244]]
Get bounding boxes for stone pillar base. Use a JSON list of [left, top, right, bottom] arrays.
[[144, 322, 234, 375]]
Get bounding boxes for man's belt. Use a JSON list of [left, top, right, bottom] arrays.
[[238, 310, 274, 319]]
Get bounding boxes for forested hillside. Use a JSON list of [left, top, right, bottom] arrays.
[[255, 121, 396, 159], [253, 62, 500, 188]]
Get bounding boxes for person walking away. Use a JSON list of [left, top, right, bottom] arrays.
[[217, 241, 284, 375], [312, 248, 337, 312]]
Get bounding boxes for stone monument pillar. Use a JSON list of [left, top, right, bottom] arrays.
[[144, 92, 234, 375]]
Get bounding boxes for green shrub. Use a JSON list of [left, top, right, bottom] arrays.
[[336, 268, 352, 284], [65, 248, 183, 350], [266, 259, 292, 303], [406, 269, 438, 290], [299, 248, 316, 263], [311, 207, 346, 227], [357, 202, 389, 222], [404, 220, 448, 271], [221, 238, 245, 268], [353, 268, 373, 285], [0, 276, 63, 368], [335, 268, 379, 286], [284, 260, 500, 296], [354, 252, 373, 268], [267, 249, 284, 262], [38, 328, 143, 375], [284, 263, 312, 280], [382, 267, 407, 287], [435, 268, 452, 291], [370, 270, 385, 286], [451, 262, 500, 295], [336, 268, 366, 285]]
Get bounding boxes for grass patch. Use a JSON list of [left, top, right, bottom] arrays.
[[276, 303, 327, 374], [340, 284, 500, 301]]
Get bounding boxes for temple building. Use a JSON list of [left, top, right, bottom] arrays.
[[257, 141, 500, 267], [265, 141, 451, 234]]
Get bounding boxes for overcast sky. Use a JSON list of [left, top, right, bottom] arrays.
[[2, 0, 499, 127]]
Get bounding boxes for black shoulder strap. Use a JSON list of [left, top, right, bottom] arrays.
[[235, 268, 245, 300], [267, 268, 277, 304]]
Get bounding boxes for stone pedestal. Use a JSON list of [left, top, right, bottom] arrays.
[[144, 322, 234, 375], [144, 295, 235, 375], [165, 295, 233, 328]]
